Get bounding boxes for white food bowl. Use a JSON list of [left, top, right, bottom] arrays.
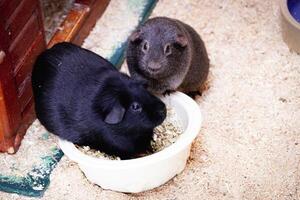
[[59, 92, 202, 193]]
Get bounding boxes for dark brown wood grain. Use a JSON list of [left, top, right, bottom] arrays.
[[0, 82, 13, 152], [14, 32, 45, 87], [49, 0, 110, 47], [0, 0, 45, 153], [76, 0, 93, 5], [5, 0, 38, 43], [0, 0, 22, 22], [0, 24, 22, 139], [8, 11, 40, 67], [18, 76, 32, 112], [48, 3, 90, 47]]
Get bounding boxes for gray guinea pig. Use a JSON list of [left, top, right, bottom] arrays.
[[126, 17, 209, 95]]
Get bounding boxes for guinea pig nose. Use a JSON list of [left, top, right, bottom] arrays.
[[148, 61, 161, 71]]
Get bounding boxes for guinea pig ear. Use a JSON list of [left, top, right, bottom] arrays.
[[175, 34, 188, 47], [104, 101, 126, 124], [129, 29, 142, 43]]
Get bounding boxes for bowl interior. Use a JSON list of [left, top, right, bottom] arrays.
[[162, 95, 188, 131]]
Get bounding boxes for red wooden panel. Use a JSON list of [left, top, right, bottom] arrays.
[[36, 0, 46, 43], [0, 26, 22, 138], [21, 98, 34, 118], [8, 11, 40, 67], [16, 99, 35, 152], [75, 0, 95, 5], [48, 0, 110, 47], [0, 0, 46, 153], [0, 0, 21, 20], [14, 32, 45, 86], [0, 83, 10, 140], [5, 0, 38, 43], [48, 3, 90, 47], [17, 76, 32, 112]]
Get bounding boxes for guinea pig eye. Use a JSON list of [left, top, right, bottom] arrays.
[[164, 44, 172, 56], [142, 41, 149, 53], [130, 102, 142, 113]]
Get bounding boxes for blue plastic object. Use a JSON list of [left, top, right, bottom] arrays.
[[288, 0, 300, 23]]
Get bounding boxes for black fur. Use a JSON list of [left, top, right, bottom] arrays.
[[32, 42, 166, 159]]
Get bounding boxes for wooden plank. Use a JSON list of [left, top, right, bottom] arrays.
[[0, 22, 22, 141], [48, 3, 90, 48], [0, 0, 45, 154], [0, 83, 10, 146], [72, 0, 110, 45], [0, 0, 21, 21], [0, 61, 22, 147], [76, 0, 95, 5], [16, 0, 46, 139], [8, 11, 40, 67], [14, 32, 45, 87], [36, 0, 46, 43], [21, 97, 34, 119], [1, 99, 36, 153], [5, 0, 38, 43], [17, 76, 32, 112]]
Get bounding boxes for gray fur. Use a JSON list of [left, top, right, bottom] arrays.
[[126, 17, 209, 94]]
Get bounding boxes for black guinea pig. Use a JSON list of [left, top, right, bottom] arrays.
[[31, 42, 166, 159]]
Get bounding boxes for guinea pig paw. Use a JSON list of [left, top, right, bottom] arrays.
[[162, 90, 175, 96], [186, 91, 202, 99]]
